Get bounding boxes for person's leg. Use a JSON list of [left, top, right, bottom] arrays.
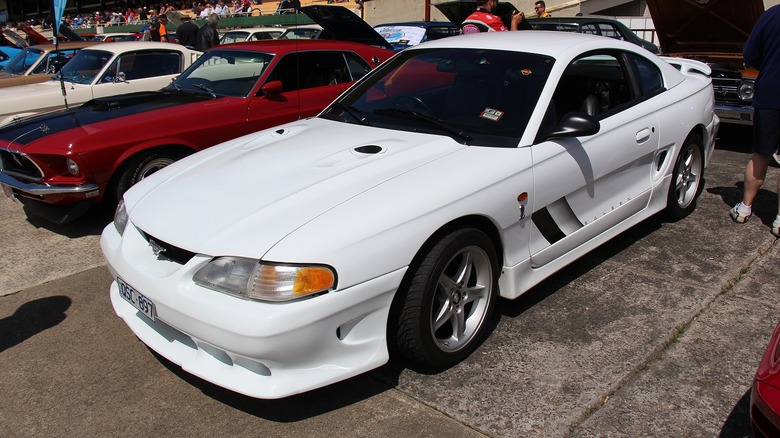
[[742, 152, 772, 206], [774, 169, 780, 237], [732, 108, 779, 224]]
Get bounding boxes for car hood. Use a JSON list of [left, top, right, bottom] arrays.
[[2, 29, 28, 49], [0, 91, 210, 146], [125, 118, 466, 259], [646, 0, 764, 54], [434, 0, 518, 27], [301, 5, 393, 50]]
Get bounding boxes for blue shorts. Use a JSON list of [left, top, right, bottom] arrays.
[[753, 108, 780, 156]]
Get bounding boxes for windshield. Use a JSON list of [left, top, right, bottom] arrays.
[[169, 50, 273, 97], [3, 47, 44, 75], [220, 31, 251, 44], [321, 48, 554, 147], [57, 49, 113, 84], [279, 28, 320, 40]]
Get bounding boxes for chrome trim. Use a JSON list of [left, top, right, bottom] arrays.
[[715, 104, 754, 126], [0, 172, 99, 196]]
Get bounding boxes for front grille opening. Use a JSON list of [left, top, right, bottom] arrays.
[[0, 150, 43, 180], [140, 231, 196, 265]]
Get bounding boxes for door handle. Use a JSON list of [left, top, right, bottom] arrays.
[[636, 128, 651, 143]]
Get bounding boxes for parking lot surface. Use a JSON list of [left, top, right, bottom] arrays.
[[1, 125, 777, 437]]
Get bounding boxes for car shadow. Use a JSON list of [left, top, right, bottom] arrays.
[[707, 183, 779, 227], [716, 124, 754, 154], [0, 295, 72, 353], [151, 348, 395, 421], [719, 388, 752, 437], [23, 203, 114, 238], [499, 213, 663, 319]]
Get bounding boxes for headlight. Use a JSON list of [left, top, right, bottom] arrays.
[[738, 79, 754, 101], [66, 157, 80, 175], [114, 200, 128, 235], [193, 257, 336, 302]]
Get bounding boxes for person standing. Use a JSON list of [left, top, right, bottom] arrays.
[[730, 5, 780, 237], [195, 13, 220, 52], [149, 16, 162, 41], [158, 14, 169, 42], [534, 1, 551, 18], [176, 15, 199, 49], [461, 0, 524, 33]]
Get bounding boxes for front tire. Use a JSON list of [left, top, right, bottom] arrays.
[[395, 228, 499, 368], [112, 151, 184, 205], [666, 134, 703, 220]]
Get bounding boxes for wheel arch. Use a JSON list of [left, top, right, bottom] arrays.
[[104, 144, 195, 205], [385, 214, 504, 357]]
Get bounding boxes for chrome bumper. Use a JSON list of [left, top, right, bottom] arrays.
[[0, 171, 99, 197], [715, 103, 754, 126]]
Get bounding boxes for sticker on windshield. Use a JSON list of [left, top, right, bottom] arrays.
[[480, 108, 505, 122]]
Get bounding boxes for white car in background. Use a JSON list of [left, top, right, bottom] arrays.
[[0, 41, 200, 126], [90, 32, 141, 42], [102, 31, 718, 399], [219, 27, 283, 44]]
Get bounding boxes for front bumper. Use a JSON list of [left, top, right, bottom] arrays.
[[1, 172, 101, 223], [101, 221, 404, 399], [0, 171, 99, 198], [715, 103, 753, 126], [751, 379, 780, 437]]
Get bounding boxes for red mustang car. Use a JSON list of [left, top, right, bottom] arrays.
[[752, 319, 780, 437], [0, 7, 393, 224]]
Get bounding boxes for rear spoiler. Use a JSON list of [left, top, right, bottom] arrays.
[[660, 56, 712, 76]]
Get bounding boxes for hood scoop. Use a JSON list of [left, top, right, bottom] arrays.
[[316, 144, 386, 168]]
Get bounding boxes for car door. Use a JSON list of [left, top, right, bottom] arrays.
[[529, 51, 661, 267], [246, 50, 369, 130], [93, 50, 183, 99]]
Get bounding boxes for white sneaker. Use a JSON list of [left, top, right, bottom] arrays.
[[772, 216, 780, 238], [730, 202, 752, 223]]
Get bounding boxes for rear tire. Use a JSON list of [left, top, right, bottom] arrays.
[[394, 228, 499, 368], [665, 134, 703, 220]]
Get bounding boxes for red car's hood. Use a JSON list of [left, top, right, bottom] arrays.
[[647, 0, 764, 55]]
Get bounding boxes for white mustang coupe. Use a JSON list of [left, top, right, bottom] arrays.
[[101, 31, 719, 399]]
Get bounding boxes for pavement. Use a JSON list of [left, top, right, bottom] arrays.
[[0, 124, 778, 437]]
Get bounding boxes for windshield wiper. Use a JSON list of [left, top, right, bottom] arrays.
[[193, 83, 216, 99], [331, 102, 370, 126], [373, 108, 472, 144]]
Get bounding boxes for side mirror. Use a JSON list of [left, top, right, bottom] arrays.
[[115, 72, 127, 83], [261, 80, 283, 95], [543, 112, 600, 140]]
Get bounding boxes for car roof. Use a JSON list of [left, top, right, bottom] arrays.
[[24, 41, 103, 52], [527, 17, 629, 25], [212, 38, 390, 54], [79, 41, 191, 54], [412, 28, 655, 59], [226, 27, 284, 32]]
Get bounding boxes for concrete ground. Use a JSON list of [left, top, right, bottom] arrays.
[[0, 125, 777, 437]]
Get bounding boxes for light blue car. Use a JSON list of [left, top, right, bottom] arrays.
[[0, 47, 24, 69]]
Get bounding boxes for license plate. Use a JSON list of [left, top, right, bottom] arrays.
[[117, 277, 156, 321]]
